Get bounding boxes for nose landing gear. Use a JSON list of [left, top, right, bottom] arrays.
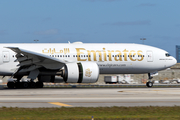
[[146, 73, 153, 87]]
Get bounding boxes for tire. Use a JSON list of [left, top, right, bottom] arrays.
[[7, 82, 15, 89], [36, 82, 43, 88], [146, 82, 153, 87], [15, 82, 22, 88], [29, 82, 36, 88], [23, 82, 29, 88]]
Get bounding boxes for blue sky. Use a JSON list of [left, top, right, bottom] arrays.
[[0, 0, 179, 57]]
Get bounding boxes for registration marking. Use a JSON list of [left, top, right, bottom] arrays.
[[49, 102, 72, 107]]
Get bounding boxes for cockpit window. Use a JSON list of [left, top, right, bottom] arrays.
[[165, 53, 171, 57]]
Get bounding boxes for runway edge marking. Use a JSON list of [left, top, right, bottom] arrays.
[[49, 102, 72, 107]]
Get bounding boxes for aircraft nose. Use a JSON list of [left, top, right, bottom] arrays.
[[170, 57, 177, 66], [173, 57, 177, 65]]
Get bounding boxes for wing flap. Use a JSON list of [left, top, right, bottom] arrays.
[[5, 47, 66, 71]]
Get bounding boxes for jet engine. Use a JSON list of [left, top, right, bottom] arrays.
[[62, 62, 99, 83], [38, 62, 99, 83]]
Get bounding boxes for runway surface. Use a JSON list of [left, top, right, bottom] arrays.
[[0, 88, 180, 108]]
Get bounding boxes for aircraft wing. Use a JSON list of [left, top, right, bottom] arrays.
[[5, 47, 66, 73]]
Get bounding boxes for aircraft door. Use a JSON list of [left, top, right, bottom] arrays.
[[147, 51, 153, 62], [2, 51, 10, 62]]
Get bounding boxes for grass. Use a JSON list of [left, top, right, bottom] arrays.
[[0, 106, 180, 120]]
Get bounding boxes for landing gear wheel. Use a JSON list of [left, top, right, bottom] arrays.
[[36, 82, 43, 88], [29, 82, 36, 88], [146, 81, 153, 87], [7, 82, 15, 89], [15, 82, 21, 88], [23, 82, 29, 88]]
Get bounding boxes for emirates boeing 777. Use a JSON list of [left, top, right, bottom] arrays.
[[0, 42, 176, 88]]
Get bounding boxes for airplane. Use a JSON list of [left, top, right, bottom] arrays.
[[0, 41, 176, 88]]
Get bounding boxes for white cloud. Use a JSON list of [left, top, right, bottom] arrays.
[[35, 29, 59, 35]]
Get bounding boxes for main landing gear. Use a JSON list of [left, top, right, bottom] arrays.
[[7, 81, 43, 89], [146, 73, 153, 88]]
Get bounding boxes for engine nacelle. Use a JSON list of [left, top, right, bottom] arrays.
[[63, 62, 99, 83]]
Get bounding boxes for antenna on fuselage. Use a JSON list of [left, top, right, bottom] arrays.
[[140, 38, 146, 44], [34, 40, 39, 43]]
